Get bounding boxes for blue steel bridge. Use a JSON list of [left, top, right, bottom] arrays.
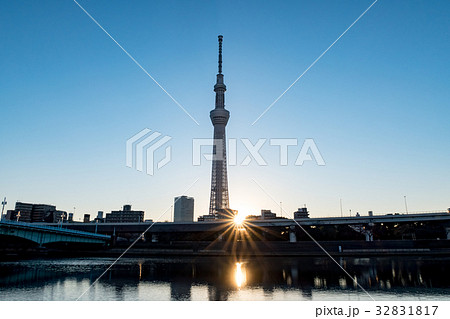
[[0, 220, 110, 247]]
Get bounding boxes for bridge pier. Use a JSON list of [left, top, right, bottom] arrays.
[[365, 230, 373, 242], [446, 228, 450, 240], [289, 226, 297, 243]]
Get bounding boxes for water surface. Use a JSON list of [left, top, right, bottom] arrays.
[[0, 256, 449, 301]]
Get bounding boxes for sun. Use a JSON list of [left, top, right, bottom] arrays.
[[233, 210, 246, 227]]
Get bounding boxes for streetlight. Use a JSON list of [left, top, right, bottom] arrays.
[[404, 196, 409, 214], [59, 212, 66, 228], [280, 202, 282, 218]]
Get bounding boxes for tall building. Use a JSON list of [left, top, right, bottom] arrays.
[[209, 35, 230, 215], [174, 196, 194, 222], [105, 204, 144, 223]]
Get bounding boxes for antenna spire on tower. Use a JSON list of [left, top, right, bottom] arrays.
[[218, 35, 223, 74]]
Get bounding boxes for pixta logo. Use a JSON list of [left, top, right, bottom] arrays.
[[126, 129, 172, 176]]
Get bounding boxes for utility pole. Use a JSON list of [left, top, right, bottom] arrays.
[[1, 197, 7, 220], [404, 196, 408, 214], [340, 198, 343, 218]]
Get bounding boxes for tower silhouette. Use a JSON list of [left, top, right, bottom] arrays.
[[209, 35, 230, 215]]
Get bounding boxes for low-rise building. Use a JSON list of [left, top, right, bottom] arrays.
[[51, 210, 67, 223], [294, 207, 309, 219], [94, 211, 104, 223], [197, 214, 217, 222], [105, 205, 144, 223], [6, 202, 65, 223], [197, 208, 237, 221], [261, 209, 277, 220]]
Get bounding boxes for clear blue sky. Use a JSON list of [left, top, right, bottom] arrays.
[[1, 0, 449, 221]]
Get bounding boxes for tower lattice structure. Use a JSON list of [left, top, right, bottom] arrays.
[[209, 35, 230, 215]]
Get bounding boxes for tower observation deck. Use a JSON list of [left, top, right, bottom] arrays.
[[209, 35, 230, 215]]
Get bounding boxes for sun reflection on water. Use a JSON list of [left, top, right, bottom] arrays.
[[234, 262, 247, 288]]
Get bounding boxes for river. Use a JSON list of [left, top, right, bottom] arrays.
[[0, 256, 449, 301]]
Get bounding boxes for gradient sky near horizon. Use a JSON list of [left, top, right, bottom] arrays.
[[1, 0, 449, 221]]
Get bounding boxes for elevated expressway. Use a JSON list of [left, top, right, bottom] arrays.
[[35, 211, 450, 242]]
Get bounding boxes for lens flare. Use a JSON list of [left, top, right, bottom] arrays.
[[235, 262, 246, 288]]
